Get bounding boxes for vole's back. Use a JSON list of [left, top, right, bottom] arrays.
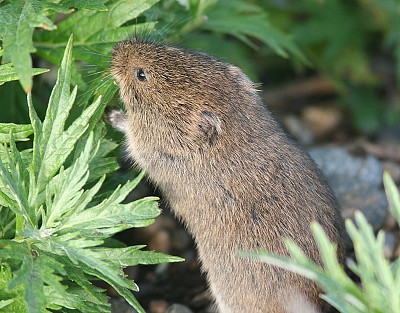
[[110, 39, 344, 313]]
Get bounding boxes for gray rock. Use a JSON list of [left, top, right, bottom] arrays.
[[309, 146, 387, 231]]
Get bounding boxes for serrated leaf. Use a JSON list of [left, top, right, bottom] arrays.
[[0, 263, 25, 313], [52, 0, 158, 41], [59, 260, 109, 306], [61, 0, 107, 11], [87, 157, 119, 183], [36, 236, 138, 291], [29, 36, 104, 203], [384, 171, 400, 225], [43, 132, 95, 229], [33, 0, 158, 106], [0, 123, 33, 143], [37, 96, 102, 190], [202, 0, 306, 63], [0, 299, 14, 309], [59, 196, 160, 237], [92, 246, 184, 267], [0, 138, 33, 226], [110, 282, 144, 313], [9, 253, 46, 313], [0, 63, 49, 86], [34, 0, 158, 60], [44, 285, 109, 313], [0, 0, 58, 92], [0, 30, 178, 313]]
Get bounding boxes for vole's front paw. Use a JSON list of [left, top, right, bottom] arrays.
[[104, 107, 128, 133]]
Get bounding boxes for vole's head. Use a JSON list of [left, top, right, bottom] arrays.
[[111, 39, 258, 148], [112, 38, 259, 110]]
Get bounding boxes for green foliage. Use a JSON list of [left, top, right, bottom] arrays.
[[1, 0, 399, 132], [0, 0, 306, 100], [266, 0, 400, 132], [0, 64, 49, 87], [245, 172, 400, 313], [1, 0, 398, 133], [0, 0, 68, 93], [0, 36, 183, 313], [201, 0, 306, 63]]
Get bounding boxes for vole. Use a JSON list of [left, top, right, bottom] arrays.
[[108, 38, 344, 313]]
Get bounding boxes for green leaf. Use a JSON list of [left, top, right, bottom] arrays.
[[48, 0, 158, 41], [0, 299, 14, 309], [91, 246, 184, 267], [9, 252, 46, 313], [0, 63, 49, 86], [0, 137, 34, 227], [246, 203, 400, 313], [0, 262, 25, 313], [44, 285, 109, 313], [292, 1, 372, 83], [28, 35, 104, 206], [0, 0, 59, 92], [383, 171, 400, 225], [61, 0, 108, 11], [0, 123, 33, 143], [43, 132, 95, 229], [59, 196, 160, 237], [34, 0, 159, 63], [33, 0, 158, 106], [37, 95, 102, 190], [58, 261, 109, 307], [36, 236, 138, 291], [201, 0, 306, 63], [0, 29, 178, 313]]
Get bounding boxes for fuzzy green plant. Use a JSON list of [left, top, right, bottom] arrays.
[[0, 35, 183, 313], [0, 0, 305, 101], [245, 172, 400, 313]]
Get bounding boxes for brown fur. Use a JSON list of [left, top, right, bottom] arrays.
[[109, 39, 344, 313]]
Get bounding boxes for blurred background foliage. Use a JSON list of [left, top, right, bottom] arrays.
[[0, 0, 399, 134]]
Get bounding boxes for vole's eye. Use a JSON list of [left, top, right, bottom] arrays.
[[136, 68, 147, 81]]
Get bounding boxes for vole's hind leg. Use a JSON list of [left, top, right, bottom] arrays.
[[104, 107, 129, 133]]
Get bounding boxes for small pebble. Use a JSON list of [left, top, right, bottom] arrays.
[[148, 229, 172, 253], [149, 300, 169, 313], [302, 105, 342, 138], [134, 219, 163, 244], [166, 303, 194, 313]]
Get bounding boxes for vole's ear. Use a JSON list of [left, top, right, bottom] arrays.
[[198, 111, 222, 145]]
